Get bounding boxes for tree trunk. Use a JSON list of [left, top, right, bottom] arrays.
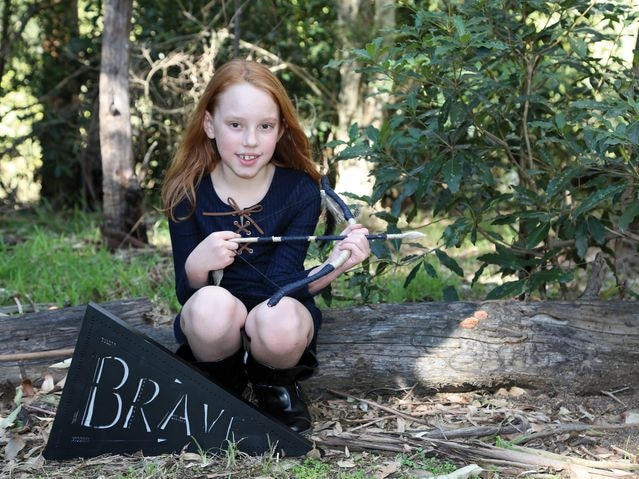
[[334, 0, 395, 225], [99, 0, 147, 249], [2, 300, 637, 396]]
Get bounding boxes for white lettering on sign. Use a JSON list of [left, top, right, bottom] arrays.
[[78, 355, 234, 439], [123, 378, 160, 432], [81, 356, 129, 429]]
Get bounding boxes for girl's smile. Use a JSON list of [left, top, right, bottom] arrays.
[[203, 82, 282, 184]]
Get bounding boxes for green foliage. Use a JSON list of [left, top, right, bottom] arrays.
[[290, 457, 372, 479], [291, 458, 333, 479], [334, 0, 639, 299], [399, 448, 459, 475], [126, 0, 342, 199], [0, 208, 176, 311], [1, 0, 342, 208]]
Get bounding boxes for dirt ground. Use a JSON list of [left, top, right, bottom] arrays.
[[1, 374, 638, 479]]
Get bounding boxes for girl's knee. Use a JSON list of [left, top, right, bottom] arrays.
[[247, 298, 313, 352], [181, 286, 247, 339]]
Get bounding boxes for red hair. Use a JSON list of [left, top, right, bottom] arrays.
[[162, 59, 320, 220]]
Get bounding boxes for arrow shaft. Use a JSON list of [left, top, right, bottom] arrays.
[[231, 232, 418, 244]]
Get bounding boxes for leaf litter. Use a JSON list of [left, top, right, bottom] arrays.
[[1, 368, 638, 478]]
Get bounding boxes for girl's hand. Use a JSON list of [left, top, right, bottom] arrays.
[[185, 231, 240, 287], [328, 223, 371, 271]]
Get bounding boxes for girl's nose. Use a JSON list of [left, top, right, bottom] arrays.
[[243, 129, 257, 147]]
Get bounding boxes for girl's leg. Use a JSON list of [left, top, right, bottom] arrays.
[[180, 285, 247, 361], [244, 296, 314, 368], [244, 297, 317, 433]]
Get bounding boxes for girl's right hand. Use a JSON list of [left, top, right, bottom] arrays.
[[185, 231, 240, 287], [199, 230, 241, 270]]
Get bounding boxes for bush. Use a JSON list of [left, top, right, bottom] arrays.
[[333, 0, 639, 299]]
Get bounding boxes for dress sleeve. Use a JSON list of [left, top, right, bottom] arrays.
[[263, 178, 322, 301], [168, 200, 202, 305]]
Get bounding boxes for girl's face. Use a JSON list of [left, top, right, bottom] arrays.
[[204, 82, 282, 182]]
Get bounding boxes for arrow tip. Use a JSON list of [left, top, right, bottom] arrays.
[[402, 231, 427, 240]]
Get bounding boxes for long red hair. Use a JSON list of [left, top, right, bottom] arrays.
[[161, 59, 320, 220]]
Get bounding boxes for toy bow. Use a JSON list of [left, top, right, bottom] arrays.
[[211, 176, 424, 306], [266, 176, 360, 306]]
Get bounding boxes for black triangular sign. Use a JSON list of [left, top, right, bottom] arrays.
[[43, 303, 312, 459]]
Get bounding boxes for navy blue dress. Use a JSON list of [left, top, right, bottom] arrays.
[[168, 167, 323, 348]]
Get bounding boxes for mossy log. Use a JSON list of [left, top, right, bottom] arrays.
[[1, 299, 637, 394]]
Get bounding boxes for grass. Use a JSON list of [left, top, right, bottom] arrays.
[[22, 449, 483, 479], [0, 206, 178, 313], [0, 204, 486, 314]]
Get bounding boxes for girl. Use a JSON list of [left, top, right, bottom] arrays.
[[161, 59, 370, 434]]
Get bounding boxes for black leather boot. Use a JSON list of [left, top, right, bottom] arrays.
[[175, 343, 248, 397], [246, 350, 318, 434]]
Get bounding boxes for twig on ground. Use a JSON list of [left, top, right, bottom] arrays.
[[317, 432, 639, 476], [511, 422, 639, 445], [328, 389, 431, 426], [601, 387, 630, 407], [0, 348, 75, 362]]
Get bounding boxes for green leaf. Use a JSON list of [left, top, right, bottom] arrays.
[[435, 249, 464, 277], [422, 261, 438, 278], [0, 403, 21, 429], [486, 279, 526, 300], [526, 268, 572, 292], [337, 142, 370, 160], [353, 48, 371, 60], [524, 222, 550, 249], [478, 244, 534, 273], [555, 112, 566, 129], [365, 125, 380, 144], [443, 285, 459, 301], [619, 199, 639, 232], [372, 211, 399, 224], [403, 261, 422, 288], [443, 218, 471, 248], [546, 166, 583, 199], [442, 158, 463, 193], [348, 123, 360, 141], [587, 216, 606, 245], [370, 240, 390, 260], [569, 36, 588, 57], [575, 221, 588, 259], [572, 185, 625, 218], [453, 15, 466, 38]]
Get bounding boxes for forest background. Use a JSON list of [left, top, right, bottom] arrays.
[[1, 0, 639, 314]]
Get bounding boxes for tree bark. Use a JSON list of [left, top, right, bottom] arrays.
[[333, 0, 395, 229], [309, 300, 639, 395], [0, 299, 173, 385], [99, 0, 147, 249], [334, 0, 372, 198], [1, 300, 637, 396]]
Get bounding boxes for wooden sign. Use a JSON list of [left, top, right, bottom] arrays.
[[43, 303, 312, 459]]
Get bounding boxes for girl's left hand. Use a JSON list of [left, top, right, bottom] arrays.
[[330, 223, 371, 271]]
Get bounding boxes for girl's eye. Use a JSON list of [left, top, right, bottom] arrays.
[[229, 122, 240, 128], [261, 123, 275, 130]]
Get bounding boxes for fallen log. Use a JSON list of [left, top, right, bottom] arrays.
[[311, 300, 639, 394], [1, 299, 637, 395], [0, 298, 175, 386]]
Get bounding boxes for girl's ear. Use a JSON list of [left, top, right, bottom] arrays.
[[203, 111, 215, 139]]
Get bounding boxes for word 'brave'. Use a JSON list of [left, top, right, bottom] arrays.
[[79, 356, 235, 437]]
